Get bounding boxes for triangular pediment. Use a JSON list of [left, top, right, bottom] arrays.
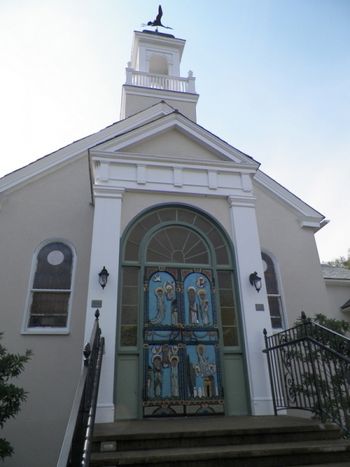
[[0, 101, 325, 231], [123, 128, 230, 163], [92, 111, 259, 169]]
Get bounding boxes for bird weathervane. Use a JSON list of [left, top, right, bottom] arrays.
[[143, 5, 173, 32]]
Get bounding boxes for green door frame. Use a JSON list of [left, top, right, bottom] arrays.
[[115, 203, 251, 419]]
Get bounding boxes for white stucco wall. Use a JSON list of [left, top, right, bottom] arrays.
[[121, 87, 198, 121], [0, 156, 94, 467], [254, 182, 329, 326], [324, 282, 350, 322]]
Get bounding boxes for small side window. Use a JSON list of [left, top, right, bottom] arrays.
[[262, 252, 284, 329], [23, 241, 75, 333]]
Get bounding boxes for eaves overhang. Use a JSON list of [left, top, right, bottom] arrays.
[[254, 169, 327, 232], [324, 278, 350, 287]]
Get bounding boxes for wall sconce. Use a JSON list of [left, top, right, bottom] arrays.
[[249, 271, 262, 292], [98, 266, 109, 289]]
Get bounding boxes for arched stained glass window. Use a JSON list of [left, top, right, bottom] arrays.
[[120, 206, 239, 348], [25, 241, 75, 330], [262, 252, 284, 329]]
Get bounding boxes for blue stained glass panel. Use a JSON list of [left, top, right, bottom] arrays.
[[183, 272, 214, 326], [184, 344, 221, 399], [145, 344, 182, 400], [147, 271, 178, 326]]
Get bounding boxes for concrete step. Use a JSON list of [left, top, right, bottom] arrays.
[[91, 416, 350, 467], [90, 439, 350, 467], [92, 416, 341, 452]]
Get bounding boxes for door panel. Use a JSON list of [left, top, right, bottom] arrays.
[[143, 268, 224, 417]]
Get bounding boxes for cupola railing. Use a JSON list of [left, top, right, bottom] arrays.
[[263, 312, 350, 437], [57, 310, 105, 467], [125, 68, 196, 93]]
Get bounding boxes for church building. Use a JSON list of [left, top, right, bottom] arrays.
[[0, 28, 332, 466]]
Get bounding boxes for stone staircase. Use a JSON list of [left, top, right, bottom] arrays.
[[90, 415, 350, 466]]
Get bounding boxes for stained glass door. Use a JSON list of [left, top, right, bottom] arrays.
[[143, 268, 224, 417]]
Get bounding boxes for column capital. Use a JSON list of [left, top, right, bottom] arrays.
[[227, 195, 256, 208], [93, 185, 125, 200]]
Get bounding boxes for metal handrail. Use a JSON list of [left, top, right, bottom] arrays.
[[57, 310, 104, 466], [263, 313, 350, 437]]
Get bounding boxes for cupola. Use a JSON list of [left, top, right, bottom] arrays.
[[120, 30, 199, 121]]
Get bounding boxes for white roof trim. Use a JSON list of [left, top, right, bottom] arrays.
[[324, 278, 350, 287], [94, 112, 259, 168], [254, 169, 325, 229], [91, 150, 258, 173]]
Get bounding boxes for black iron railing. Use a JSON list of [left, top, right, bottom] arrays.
[[57, 310, 105, 466], [263, 312, 350, 436]]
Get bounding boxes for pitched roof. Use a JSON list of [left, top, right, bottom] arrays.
[[0, 100, 326, 230], [321, 264, 350, 280]]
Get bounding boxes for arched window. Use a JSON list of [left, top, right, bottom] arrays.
[[119, 206, 237, 348], [116, 206, 249, 419], [262, 252, 284, 329], [23, 241, 75, 332]]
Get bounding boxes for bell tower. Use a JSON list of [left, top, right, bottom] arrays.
[[120, 30, 199, 121]]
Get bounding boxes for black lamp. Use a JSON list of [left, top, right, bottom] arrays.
[[249, 271, 262, 292], [98, 266, 109, 289]]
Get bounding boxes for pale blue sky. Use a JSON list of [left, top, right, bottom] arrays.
[[1, 0, 349, 262]]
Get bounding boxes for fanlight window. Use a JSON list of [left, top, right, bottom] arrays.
[[147, 226, 209, 264], [262, 252, 284, 329], [26, 242, 74, 329], [124, 207, 230, 266]]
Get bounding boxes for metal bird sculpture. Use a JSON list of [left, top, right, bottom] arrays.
[[145, 5, 173, 31]]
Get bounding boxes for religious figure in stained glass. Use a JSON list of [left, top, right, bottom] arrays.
[[185, 343, 219, 399], [188, 286, 199, 324], [146, 344, 180, 400], [152, 287, 166, 324], [170, 355, 179, 397], [144, 268, 222, 416], [171, 298, 178, 324], [184, 272, 213, 326], [152, 354, 163, 397], [148, 272, 176, 325], [198, 288, 209, 325]]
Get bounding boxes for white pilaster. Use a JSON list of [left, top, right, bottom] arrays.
[[227, 195, 273, 415], [84, 186, 124, 423]]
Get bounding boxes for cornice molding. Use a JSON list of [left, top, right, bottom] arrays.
[[90, 155, 253, 200], [90, 150, 257, 173]]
